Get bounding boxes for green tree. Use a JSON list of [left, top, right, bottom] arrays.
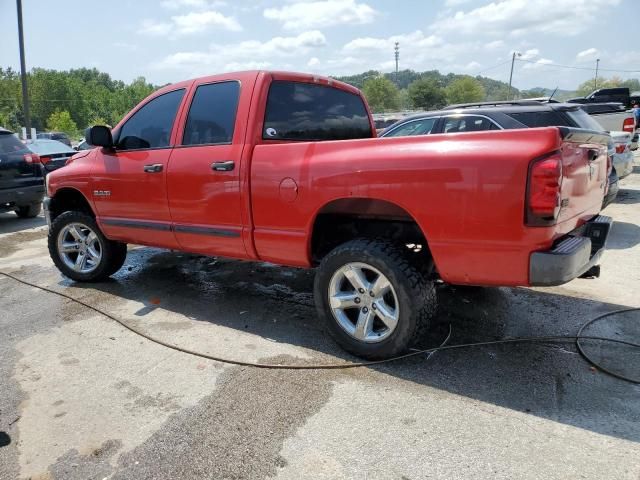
[[87, 116, 109, 127], [445, 76, 485, 105], [397, 88, 411, 110], [362, 76, 401, 113], [407, 78, 446, 110], [46, 110, 78, 137], [575, 76, 627, 97]]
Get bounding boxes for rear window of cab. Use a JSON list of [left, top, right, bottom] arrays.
[[263, 81, 372, 141]]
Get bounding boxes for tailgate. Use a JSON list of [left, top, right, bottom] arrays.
[[556, 128, 609, 226]]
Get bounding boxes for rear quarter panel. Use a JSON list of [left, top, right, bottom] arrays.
[[250, 127, 578, 285]]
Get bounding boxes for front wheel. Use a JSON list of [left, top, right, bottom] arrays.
[[314, 238, 437, 359], [48, 211, 127, 282]]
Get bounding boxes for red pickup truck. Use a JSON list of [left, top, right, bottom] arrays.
[[44, 70, 612, 359]]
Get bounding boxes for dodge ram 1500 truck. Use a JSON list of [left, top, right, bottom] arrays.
[[44, 71, 611, 359]]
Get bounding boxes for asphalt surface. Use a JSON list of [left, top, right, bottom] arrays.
[[1, 163, 639, 479]]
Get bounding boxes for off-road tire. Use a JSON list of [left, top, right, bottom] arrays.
[[48, 210, 127, 282], [314, 238, 437, 359]]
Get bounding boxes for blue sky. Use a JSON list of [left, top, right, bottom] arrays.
[[1, 0, 637, 90]]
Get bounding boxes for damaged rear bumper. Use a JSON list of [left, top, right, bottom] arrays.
[[529, 215, 612, 286]]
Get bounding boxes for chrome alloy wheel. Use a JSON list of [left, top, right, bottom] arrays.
[[56, 222, 103, 274], [328, 262, 399, 343]]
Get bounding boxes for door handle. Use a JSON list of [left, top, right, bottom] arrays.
[[211, 160, 235, 172], [143, 163, 163, 173]]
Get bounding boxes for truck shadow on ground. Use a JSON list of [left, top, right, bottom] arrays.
[[607, 221, 640, 249], [0, 212, 45, 235], [69, 247, 640, 444]]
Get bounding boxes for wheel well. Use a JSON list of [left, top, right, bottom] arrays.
[[49, 188, 95, 222], [310, 198, 432, 267]]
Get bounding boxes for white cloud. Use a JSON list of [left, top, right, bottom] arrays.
[[462, 61, 482, 70], [140, 9, 241, 36], [161, 0, 226, 9], [264, 0, 377, 31], [172, 11, 242, 33], [431, 0, 621, 37], [522, 58, 553, 70], [444, 0, 472, 6], [485, 40, 504, 49], [224, 61, 273, 71], [335, 30, 499, 76], [519, 48, 539, 60], [155, 31, 327, 75], [576, 47, 599, 60], [140, 19, 173, 36], [343, 30, 441, 52], [307, 57, 321, 67]]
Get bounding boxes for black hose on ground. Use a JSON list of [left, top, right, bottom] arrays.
[[1, 271, 638, 382]]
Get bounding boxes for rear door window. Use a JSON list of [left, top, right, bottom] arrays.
[[506, 111, 572, 128], [115, 89, 185, 150], [183, 81, 240, 146], [442, 115, 499, 133], [384, 117, 438, 137], [263, 81, 372, 141]]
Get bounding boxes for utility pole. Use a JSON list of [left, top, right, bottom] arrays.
[[16, 0, 31, 139], [394, 42, 399, 85], [508, 51, 521, 99], [594, 58, 600, 90]]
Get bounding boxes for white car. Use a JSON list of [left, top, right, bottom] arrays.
[[580, 103, 635, 135], [609, 130, 634, 179]]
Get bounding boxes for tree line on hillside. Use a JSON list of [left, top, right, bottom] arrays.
[[335, 69, 529, 112], [336, 69, 640, 113], [0, 67, 157, 139]]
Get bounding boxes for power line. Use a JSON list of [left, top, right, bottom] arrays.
[[474, 59, 512, 76], [0, 98, 87, 102], [516, 58, 640, 73]]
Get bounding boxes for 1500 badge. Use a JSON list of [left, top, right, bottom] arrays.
[[93, 190, 111, 197]]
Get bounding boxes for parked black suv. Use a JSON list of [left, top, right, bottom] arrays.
[[380, 100, 616, 207], [0, 129, 45, 218]]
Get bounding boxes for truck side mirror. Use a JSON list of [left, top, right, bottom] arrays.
[[85, 125, 113, 149]]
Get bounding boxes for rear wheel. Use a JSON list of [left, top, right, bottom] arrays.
[[314, 238, 437, 359], [48, 211, 127, 282], [15, 203, 41, 218]]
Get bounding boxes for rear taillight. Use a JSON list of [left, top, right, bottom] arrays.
[[623, 117, 635, 133], [23, 153, 41, 164], [39, 156, 51, 165], [526, 153, 562, 225], [615, 144, 627, 154]]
